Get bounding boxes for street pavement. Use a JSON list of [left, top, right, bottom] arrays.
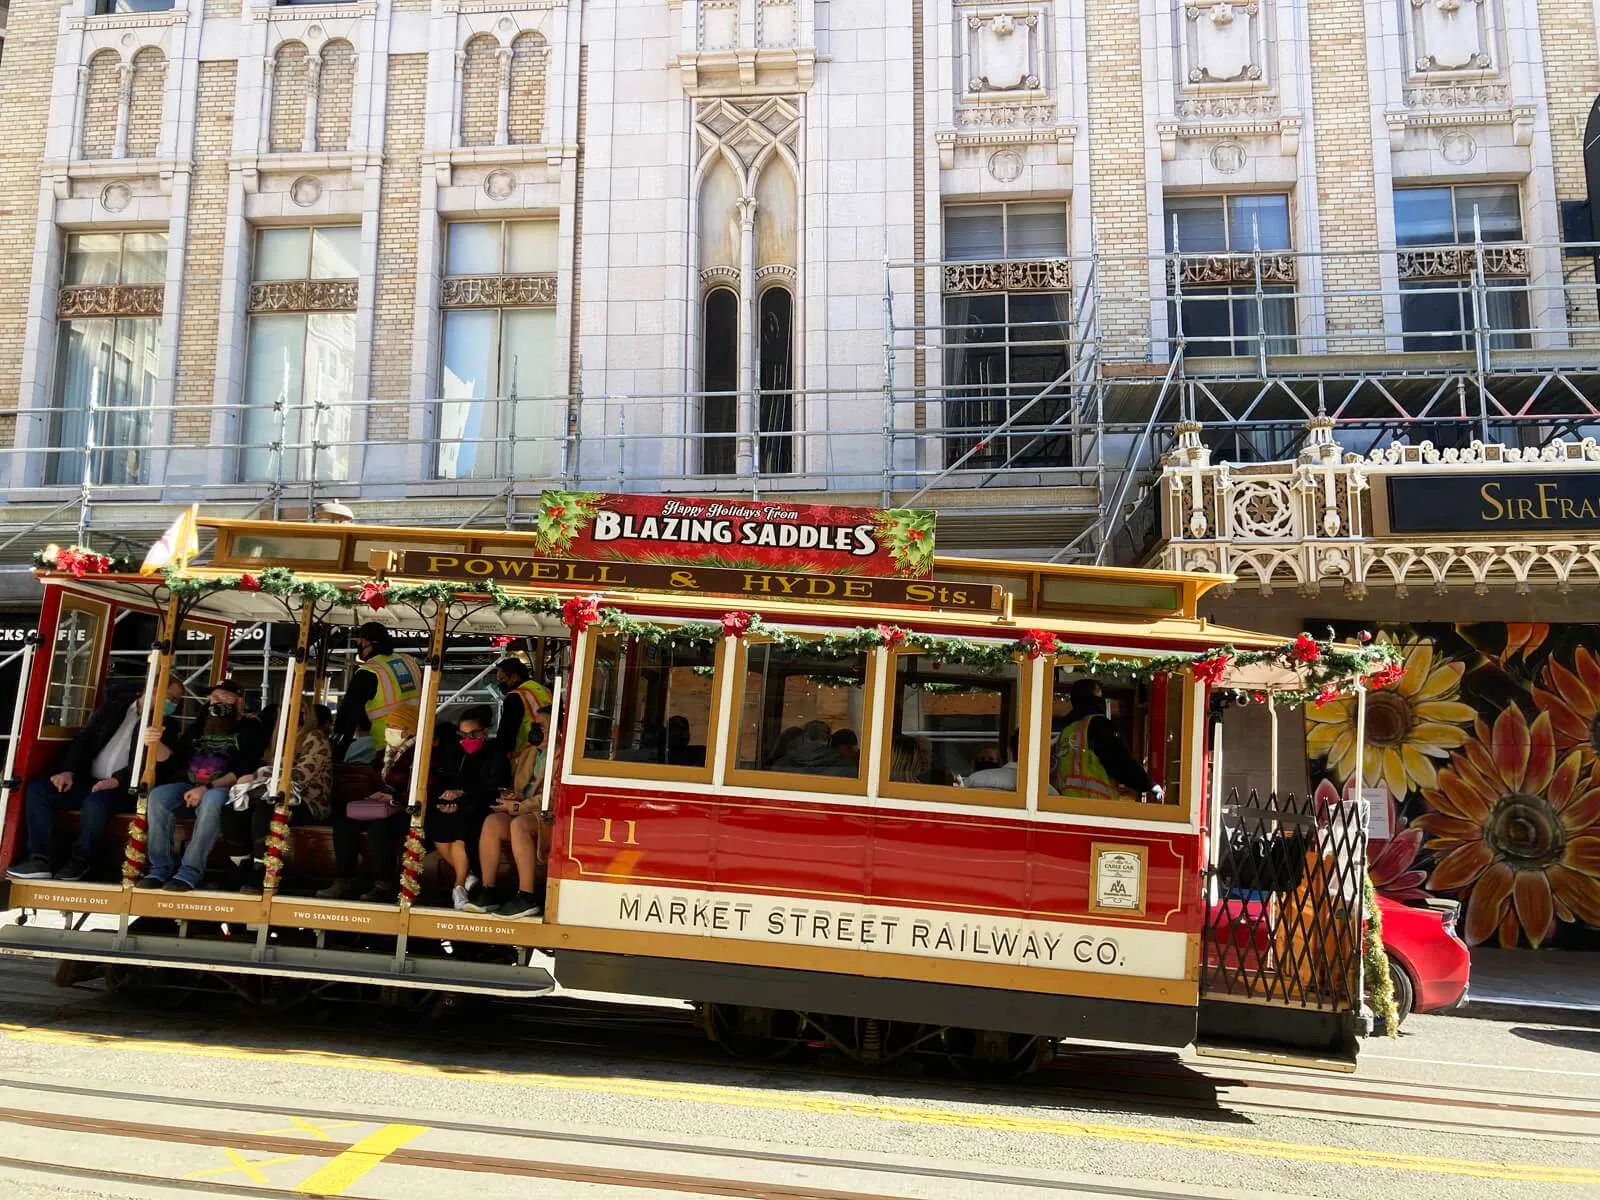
[[0, 951, 1596, 1200]]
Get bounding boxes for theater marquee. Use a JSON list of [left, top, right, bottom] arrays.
[[1380, 471, 1600, 535]]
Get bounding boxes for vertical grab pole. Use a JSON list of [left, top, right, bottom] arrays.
[[1207, 693, 1225, 907], [1267, 697, 1279, 798], [0, 634, 39, 866], [260, 603, 313, 904], [396, 602, 448, 964], [121, 595, 181, 891]]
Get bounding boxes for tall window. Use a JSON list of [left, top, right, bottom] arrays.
[[50, 231, 166, 486], [438, 219, 559, 480], [942, 202, 1072, 470], [1395, 185, 1530, 352], [702, 287, 738, 475], [1164, 194, 1296, 358], [241, 226, 359, 482]]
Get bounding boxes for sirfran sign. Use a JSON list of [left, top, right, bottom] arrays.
[[1385, 473, 1600, 534], [529, 491, 937, 579], [393, 551, 1003, 613]]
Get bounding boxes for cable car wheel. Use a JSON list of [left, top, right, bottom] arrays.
[[939, 1028, 1052, 1080], [700, 1003, 806, 1062]]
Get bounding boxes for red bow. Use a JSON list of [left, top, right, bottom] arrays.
[[358, 580, 388, 610]]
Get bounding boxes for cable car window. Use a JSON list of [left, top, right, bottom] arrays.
[[576, 633, 718, 780], [41, 596, 110, 738], [729, 641, 870, 792], [881, 653, 1025, 807], [1040, 665, 1187, 818]]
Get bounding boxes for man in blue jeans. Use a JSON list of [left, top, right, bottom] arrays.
[[6, 677, 185, 883], [139, 680, 266, 893]]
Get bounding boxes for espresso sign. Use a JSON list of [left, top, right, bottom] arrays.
[[395, 551, 1002, 613], [529, 491, 937, 579], [1386, 473, 1600, 534]]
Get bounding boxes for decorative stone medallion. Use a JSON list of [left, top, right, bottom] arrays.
[[484, 169, 516, 200], [289, 175, 323, 207], [987, 149, 1024, 183], [99, 182, 132, 214], [1209, 139, 1247, 174], [1439, 129, 1477, 165]]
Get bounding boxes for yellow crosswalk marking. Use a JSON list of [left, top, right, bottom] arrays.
[[291, 1123, 426, 1195]]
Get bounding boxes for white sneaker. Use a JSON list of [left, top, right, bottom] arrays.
[[463, 873, 479, 894], [451, 885, 469, 910]]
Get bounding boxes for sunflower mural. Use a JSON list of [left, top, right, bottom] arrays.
[[1306, 622, 1600, 950]]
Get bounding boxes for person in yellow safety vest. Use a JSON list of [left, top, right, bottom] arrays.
[[333, 622, 422, 757], [1053, 678, 1165, 803], [492, 656, 552, 758]]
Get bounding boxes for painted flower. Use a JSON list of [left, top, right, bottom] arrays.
[[1532, 647, 1600, 774], [1369, 818, 1431, 904], [1414, 705, 1600, 946], [1306, 638, 1477, 799], [1502, 623, 1549, 662]]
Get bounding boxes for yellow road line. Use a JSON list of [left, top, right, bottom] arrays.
[[291, 1123, 426, 1195], [2, 1022, 1595, 1186]]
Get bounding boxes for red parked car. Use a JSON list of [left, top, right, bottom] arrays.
[[1378, 893, 1471, 1024]]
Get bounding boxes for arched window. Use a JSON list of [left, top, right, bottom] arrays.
[[125, 48, 166, 159], [757, 286, 793, 474], [701, 287, 738, 476], [269, 42, 309, 154], [316, 40, 356, 152], [79, 51, 121, 160]]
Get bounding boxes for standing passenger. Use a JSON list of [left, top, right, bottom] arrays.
[[1054, 679, 1162, 802], [333, 622, 420, 758]]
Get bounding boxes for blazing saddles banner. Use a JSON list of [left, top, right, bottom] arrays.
[[530, 492, 937, 578]]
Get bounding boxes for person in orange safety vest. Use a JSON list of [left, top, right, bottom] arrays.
[[1053, 678, 1164, 802]]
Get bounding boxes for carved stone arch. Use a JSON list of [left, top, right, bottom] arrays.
[[269, 41, 311, 154], [125, 46, 166, 159], [79, 49, 122, 161], [507, 30, 548, 145], [698, 153, 742, 274], [316, 38, 356, 152], [752, 154, 797, 271], [460, 33, 500, 148]]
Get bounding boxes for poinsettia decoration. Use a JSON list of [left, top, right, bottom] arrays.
[[877, 624, 909, 648], [563, 595, 601, 633], [237, 574, 262, 593], [1365, 662, 1406, 691], [357, 580, 388, 610], [36, 544, 118, 578], [1020, 629, 1059, 659], [1290, 632, 1322, 664], [721, 611, 756, 638], [1191, 653, 1231, 685]]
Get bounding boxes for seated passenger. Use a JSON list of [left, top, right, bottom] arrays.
[[318, 723, 416, 902], [466, 704, 551, 918], [428, 706, 510, 909], [970, 744, 1002, 774], [765, 726, 804, 770], [665, 714, 705, 767], [916, 735, 957, 787], [769, 720, 839, 774], [6, 677, 185, 883], [140, 680, 267, 892], [1055, 678, 1163, 802], [619, 724, 666, 763], [221, 703, 335, 894], [823, 729, 860, 776], [964, 731, 1022, 790], [888, 735, 921, 783], [343, 713, 378, 766]]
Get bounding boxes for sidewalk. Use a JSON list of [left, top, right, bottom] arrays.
[[1459, 947, 1600, 1021]]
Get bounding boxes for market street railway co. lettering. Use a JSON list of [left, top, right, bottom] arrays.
[[394, 551, 1002, 613]]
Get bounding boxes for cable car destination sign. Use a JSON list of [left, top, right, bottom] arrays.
[[391, 551, 1002, 613]]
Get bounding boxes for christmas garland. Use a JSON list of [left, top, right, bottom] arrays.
[[262, 804, 291, 891], [1363, 873, 1399, 1037], [121, 810, 149, 882], [147, 567, 1402, 702], [35, 544, 136, 577], [398, 822, 426, 905]]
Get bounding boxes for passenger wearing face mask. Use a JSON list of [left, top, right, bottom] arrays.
[[1053, 678, 1162, 803], [139, 680, 268, 892], [6, 677, 186, 883], [427, 706, 511, 909], [490, 656, 551, 759], [333, 622, 421, 758]]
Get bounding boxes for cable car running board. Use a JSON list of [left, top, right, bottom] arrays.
[[1193, 1043, 1358, 1074], [0, 923, 555, 998]]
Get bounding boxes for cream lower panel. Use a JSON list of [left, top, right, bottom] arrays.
[[556, 879, 1189, 981]]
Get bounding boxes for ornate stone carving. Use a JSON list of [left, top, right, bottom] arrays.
[[247, 279, 358, 314], [57, 284, 164, 318], [1438, 128, 1476, 164], [441, 273, 558, 307], [698, 0, 739, 50], [1167, 253, 1296, 288], [1403, 81, 1509, 108], [99, 182, 132, 213], [483, 169, 516, 199], [963, 10, 1044, 94], [942, 259, 1071, 294], [1396, 245, 1527, 280], [757, 0, 795, 49], [289, 175, 323, 207], [1175, 93, 1278, 121], [954, 101, 1057, 128], [1209, 139, 1247, 173], [1408, 0, 1492, 74], [1183, 0, 1263, 85], [987, 149, 1024, 182]]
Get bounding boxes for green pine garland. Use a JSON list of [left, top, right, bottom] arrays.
[[148, 566, 1401, 701], [1363, 873, 1400, 1037]]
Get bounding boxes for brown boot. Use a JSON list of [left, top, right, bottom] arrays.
[[314, 877, 358, 900]]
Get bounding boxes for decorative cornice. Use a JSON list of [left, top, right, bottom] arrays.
[[942, 259, 1071, 295], [248, 278, 358, 314], [935, 123, 1076, 169], [675, 47, 816, 96], [439, 0, 566, 10], [1156, 113, 1300, 160], [699, 265, 739, 287], [1167, 253, 1296, 288], [1385, 102, 1535, 149], [57, 283, 164, 319], [67, 10, 188, 30], [755, 264, 797, 284], [253, 1, 377, 20], [441, 273, 557, 308]]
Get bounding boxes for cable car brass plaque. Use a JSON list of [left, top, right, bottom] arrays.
[[391, 551, 1004, 613]]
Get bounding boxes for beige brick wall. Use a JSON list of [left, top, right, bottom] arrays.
[[0, 0, 57, 449], [1538, 0, 1600, 342], [172, 62, 237, 449], [204, 0, 240, 17], [1084, 0, 1150, 362], [125, 47, 166, 160], [79, 50, 121, 161], [507, 32, 546, 146], [1306, 0, 1382, 351], [460, 35, 499, 148], [368, 54, 427, 445], [269, 42, 309, 154], [316, 39, 356, 153]]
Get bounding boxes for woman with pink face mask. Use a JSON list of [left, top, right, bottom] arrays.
[[426, 706, 511, 909]]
